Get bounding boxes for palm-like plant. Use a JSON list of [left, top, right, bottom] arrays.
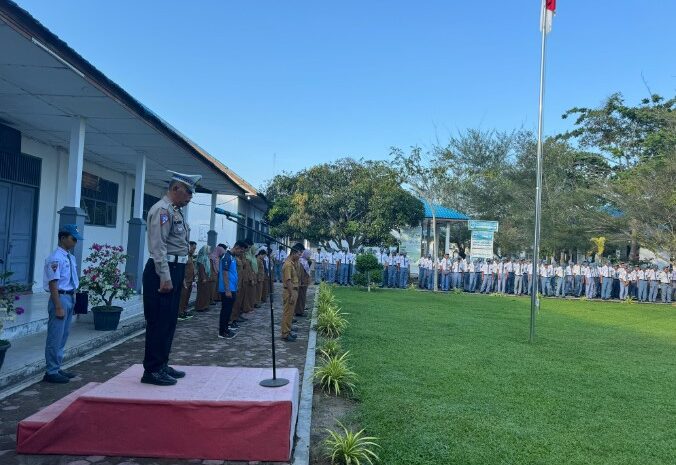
[[325, 421, 380, 465], [314, 350, 356, 395]]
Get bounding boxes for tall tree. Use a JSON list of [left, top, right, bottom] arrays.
[[264, 158, 424, 250], [560, 93, 676, 260], [391, 146, 448, 291]]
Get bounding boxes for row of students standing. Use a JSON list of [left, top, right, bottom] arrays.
[[375, 250, 410, 289], [412, 256, 675, 303], [309, 248, 358, 285]]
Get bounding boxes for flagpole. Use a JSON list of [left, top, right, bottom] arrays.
[[530, 2, 548, 343]]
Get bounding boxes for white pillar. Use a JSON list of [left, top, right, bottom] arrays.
[[445, 223, 451, 253], [208, 192, 218, 247], [209, 192, 217, 230], [125, 152, 147, 292], [58, 116, 87, 270], [133, 153, 146, 218], [66, 116, 85, 207]]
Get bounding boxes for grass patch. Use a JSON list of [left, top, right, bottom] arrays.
[[335, 288, 676, 465]]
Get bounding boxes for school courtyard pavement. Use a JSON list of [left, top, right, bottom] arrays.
[[0, 284, 316, 465]]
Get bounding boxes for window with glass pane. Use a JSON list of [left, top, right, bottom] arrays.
[[80, 172, 118, 227]]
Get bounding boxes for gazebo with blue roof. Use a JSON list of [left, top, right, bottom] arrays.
[[419, 201, 469, 258]]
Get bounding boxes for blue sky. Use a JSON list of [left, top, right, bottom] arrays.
[[14, 0, 676, 189]]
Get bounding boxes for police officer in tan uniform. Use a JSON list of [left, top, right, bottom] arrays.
[[142, 171, 200, 386], [281, 243, 304, 342]]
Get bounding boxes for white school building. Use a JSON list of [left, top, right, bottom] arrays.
[[0, 3, 267, 341]]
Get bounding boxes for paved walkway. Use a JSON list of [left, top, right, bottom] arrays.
[[0, 283, 315, 465]]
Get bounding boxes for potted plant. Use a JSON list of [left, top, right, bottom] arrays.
[[0, 271, 28, 370], [79, 244, 134, 331]]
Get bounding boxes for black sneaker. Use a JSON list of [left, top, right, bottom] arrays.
[[177, 313, 189, 321], [58, 369, 76, 379], [141, 371, 177, 386], [163, 366, 185, 379], [281, 334, 297, 342], [230, 321, 240, 329], [43, 372, 70, 384], [218, 330, 237, 339]]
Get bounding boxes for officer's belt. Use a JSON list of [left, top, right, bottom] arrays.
[[167, 254, 188, 264]]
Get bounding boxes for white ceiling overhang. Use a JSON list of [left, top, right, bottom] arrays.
[[0, 5, 246, 196]]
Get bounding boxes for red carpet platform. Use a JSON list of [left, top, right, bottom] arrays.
[[17, 365, 300, 461]]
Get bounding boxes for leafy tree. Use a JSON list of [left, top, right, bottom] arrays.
[[560, 93, 676, 260], [264, 158, 424, 249], [391, 146, 448, 290], [433, 129, 606, 259]]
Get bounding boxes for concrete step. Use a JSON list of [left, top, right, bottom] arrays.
[[0, 294, 196, 396]]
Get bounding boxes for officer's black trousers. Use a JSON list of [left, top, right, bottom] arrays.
[[142, 259, 185, 373]]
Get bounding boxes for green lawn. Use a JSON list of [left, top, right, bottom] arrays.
[[334, 288, 676, 465]]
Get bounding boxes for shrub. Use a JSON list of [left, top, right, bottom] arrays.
[[0, 271, 30, 341], [317, 305, 348, 338], [315, 351, 356, 395], [324, 421, 380, 465], [318, 294, 337, 313], [352, 269, 383, 287], [318, 283, 336, 306], [79, 244, 134, 307], [319, 338, 343, 358]]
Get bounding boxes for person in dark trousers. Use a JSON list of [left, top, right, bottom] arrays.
[[141, 171, 200, 386], [218, 241, 246, 339]]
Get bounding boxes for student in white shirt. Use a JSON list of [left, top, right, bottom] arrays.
[[637, 266, 648, 302], [387, 252, 398, 288], [617, 263, 629, 300], [554, 262, 565, 297], [312, 248, 323, 284], [600, 261, 613, 300], [513, 260, 523, 295], [660, 266, 673, 303], [572, 262, 582, 296], [452, 258, 462, 291], [504, 259, 514, 294], [399, 252, 410, 288], [479, 260, 489, 293], [468, 259, 478, 292], [564, 261, 573, 296], [440, 253, 451, 291], [347, 251, 357, 286], [647, 265, 659, 302]]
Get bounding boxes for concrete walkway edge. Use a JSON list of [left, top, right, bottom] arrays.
[[0, 323, 146, 400], [292, 288, 319, 464]]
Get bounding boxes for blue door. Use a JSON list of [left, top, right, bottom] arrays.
[[0, 182, 37, 284], [0, 183, 9, 278]]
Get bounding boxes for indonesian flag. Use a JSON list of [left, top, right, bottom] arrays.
[[540, 0, 556, 34]]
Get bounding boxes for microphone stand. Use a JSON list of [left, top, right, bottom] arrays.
[[219, 212, 289, 388]]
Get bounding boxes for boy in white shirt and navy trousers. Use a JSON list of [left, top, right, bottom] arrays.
[[43, 224, 83, 383]]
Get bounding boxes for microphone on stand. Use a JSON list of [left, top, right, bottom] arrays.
[[214, 208, 246, 220]]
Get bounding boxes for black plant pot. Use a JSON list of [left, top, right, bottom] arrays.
[[0, 340, 10, 371], [91, 306, 123, 331]]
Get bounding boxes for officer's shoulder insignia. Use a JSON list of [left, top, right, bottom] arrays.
[[159, 209, 169, 225], [51, 261, 59, 272]]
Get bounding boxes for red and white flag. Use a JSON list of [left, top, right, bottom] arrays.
[[540, 0, 556, 34]]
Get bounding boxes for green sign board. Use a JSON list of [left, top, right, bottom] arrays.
[[468, 220, 499, 232]]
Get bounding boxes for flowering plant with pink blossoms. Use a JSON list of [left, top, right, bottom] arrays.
[[0, 271, 29, 342], [79, 244, 134, 307]]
